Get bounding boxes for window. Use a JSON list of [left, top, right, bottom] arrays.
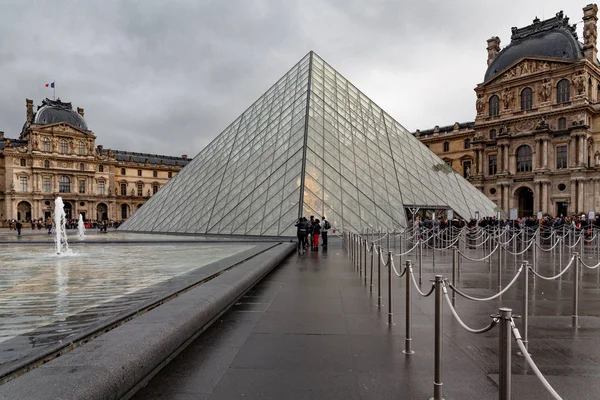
[[59, 176, 70, 193], [490, 129, 496, 140], [443, 142, 450, 152], [557, 79, 570, 103], [120, 183, 127, 196], [20, 158, 26, 167], [137, 183, 143, 196], [168, 171, 173, 178], [43, 177, 51, 192], [464, 139, 471, 149], [121, 204, 128, 219], [78, 141, 86, 155], [121, 168, 126, 175], [489, 95, 500, 116], [516, 145, 533, 172], [42, 137, 51, 152], [556, 145, 568, 169], [59, 139, 69, 154], [137, 169, 142, 177], [463, 160, 471, 178], [44, 160, 50, 168], [79, 179, 86, 194], [98, 181, 105, 195], [521, 87, 533, 110], [153, 170, 158, 178], [79, 163, 85, 171], [19, 176, 27, 192], [558, 117, 567, 130], [488, 154, 497, 175], [99, 165, 104, 173], [153, 185, 159, 194]]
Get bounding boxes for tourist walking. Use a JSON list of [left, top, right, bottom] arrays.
[[320, 216, 330, 248], [15, 221, 22, 236]]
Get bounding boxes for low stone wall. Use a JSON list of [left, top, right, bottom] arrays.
[[0, 242, 295, 400]]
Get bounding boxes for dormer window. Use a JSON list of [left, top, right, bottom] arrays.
[[489, 95, 500, 116], [521, 88, 533, 110]]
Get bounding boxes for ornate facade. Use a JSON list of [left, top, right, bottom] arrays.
[[0, 98, 190, 225], [416, 5, 600, 217]]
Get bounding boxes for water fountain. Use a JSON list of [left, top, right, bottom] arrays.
[[77, 214, 86, 237], [54, 197, 70, 255]]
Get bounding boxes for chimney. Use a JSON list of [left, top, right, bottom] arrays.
[[181, 154, 187, 159], [486, 36, 501, 66], [77, 107, 85, 117], [26, 99, 34, 123], [583, 4, 598, 64]]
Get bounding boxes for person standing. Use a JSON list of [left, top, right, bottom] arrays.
[[16, 220, 22, 236], [295, 217, 308, 252], [312, 218, 321, 251], [308, 216, 315, 248], [321, 216, 330, 248]]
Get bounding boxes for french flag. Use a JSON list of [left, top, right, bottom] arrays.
[[45, 82, 55, 88]]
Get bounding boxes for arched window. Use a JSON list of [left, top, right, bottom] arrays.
[[464, 139, 471, 149], [558, 117, 567, 130], [78, 141, 86, 155], [489, 95, 500, 116], [44, 160, 50, 168], [490, 129, 496, 140], [521, 87, 533, 110], [443, 142, 450, 152], [557, 79, 570, 103], [79, 163, 85, 171], [59, 139, 69, 154], [20, 158, 26, 167], [99, 165, 104, 173], [59, 176, 71, 193], [516, 145, 533, 172], [42, 137, 51, 152]]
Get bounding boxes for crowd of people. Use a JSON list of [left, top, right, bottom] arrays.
[[5, 219, 122, 236], [295, 215, 331, 251]]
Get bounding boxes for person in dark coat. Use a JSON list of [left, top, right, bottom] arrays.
[[312, 219, 321, 251]]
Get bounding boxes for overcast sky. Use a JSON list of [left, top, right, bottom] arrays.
[[0, 0, 585, 157]]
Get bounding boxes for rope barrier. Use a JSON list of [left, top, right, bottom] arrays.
[[394, 241, 420, 257], [449, 265, 523, 302], [535, 237, 561, 252], [579, 258, 600, 270], [511, 319, 563, 400], [528, 255, 575, 280], [564, 234, 582, 249], [409, 267, 436, 297], [457, 244, 499, 261], [502, 237, 535, 255], [442, 284, 499, 334]]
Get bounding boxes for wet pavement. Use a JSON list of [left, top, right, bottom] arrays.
[[0, 239, 255, 372], [132, 236, 600, 400]]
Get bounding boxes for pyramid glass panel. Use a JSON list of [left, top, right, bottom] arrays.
[[121, 51, 502, 236]]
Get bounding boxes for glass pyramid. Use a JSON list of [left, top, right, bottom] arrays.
[[120, 51, 502, 236]]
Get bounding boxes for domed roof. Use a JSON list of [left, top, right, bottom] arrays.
[[33, 98, 88, 130], [485, 12, 583, 82]]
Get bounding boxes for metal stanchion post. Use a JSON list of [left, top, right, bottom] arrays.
[[418, 239, 423, 285], [377, 245, 382, 308], [498, 244, 503, 289], [432, 232, 436, 267], [499, 307, 513, 400], [452, 246, 458, 307], [403, 260, 414, 355], [359, 238, 363, 278], [369, 243, 374, 293], [364, 239, 368, 285], [573, 252, 580, 328], [431, 275, 444, 400], [521, 261, 529, 352], [387, 251, 393, 325]]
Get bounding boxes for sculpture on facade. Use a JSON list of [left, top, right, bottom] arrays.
[[475, 94, 485, 114], [573, 73, 586, 95], [595, 151, 600, 166], [501, 88, 514, 109], [538, 79, 552, 102]]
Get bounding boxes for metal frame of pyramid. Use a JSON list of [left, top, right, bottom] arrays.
[[120, 51, 503, 236]]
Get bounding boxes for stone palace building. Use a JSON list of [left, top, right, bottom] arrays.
[[0, 98, 191, 224], [416, 4, 599, 218]]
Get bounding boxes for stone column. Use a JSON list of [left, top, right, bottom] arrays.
[[596, 178, 600, 211], [542, 182, 548, 214], [570, 180, 577, 213], [578, 180, 585, 213], [543, 139, 548, 169], [534, 182, 540, 212], [582, 136, 589, 167], [504, 184, 510, 212], [498, 145, 503, 172], [579, 135, 585, 167], [535, 140, 541, 170], [504, 145, 509, 173], [570, 137, 577, 167]]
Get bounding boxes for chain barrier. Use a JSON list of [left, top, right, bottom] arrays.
[[441, 282, 499, 334], [528, 255, 575, 280], [457, 243, 499, 261], [511, 319, 563, 400], [449, 265, 523, 302]]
